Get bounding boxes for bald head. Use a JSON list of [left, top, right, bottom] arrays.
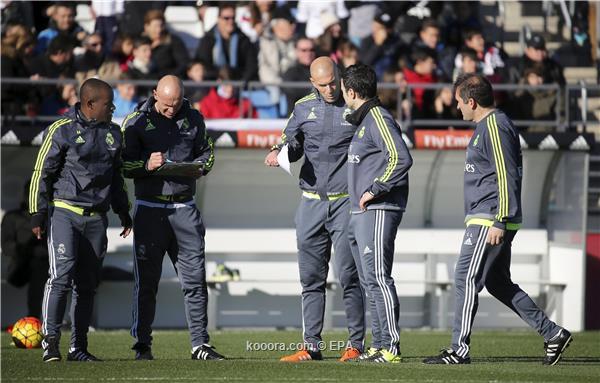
[[153, 75, 184, 118], [80, 78, 114, 123], [309, 56, 340, 103]]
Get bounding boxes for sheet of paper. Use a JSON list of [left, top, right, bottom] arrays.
[[155, 162, 204, 177], [277, 144, 292, 176]]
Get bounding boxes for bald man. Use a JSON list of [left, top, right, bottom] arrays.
[[29, 78, 132, 362], [121, 75, 221, 361], [265, 57, 366, 362]]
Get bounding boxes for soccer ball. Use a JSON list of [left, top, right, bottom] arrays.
[[11, 317, 43, 349]]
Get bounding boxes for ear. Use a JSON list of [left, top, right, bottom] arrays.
[[152, 89, 158, 99]]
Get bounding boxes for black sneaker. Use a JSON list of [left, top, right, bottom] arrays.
[[42, 336, 62, 362], [191, 344, 226, 360], [543, 329, 573, 366], [423, 348, 471, 364], [133, 344, 154, 361], [67, 349, 102, 362]]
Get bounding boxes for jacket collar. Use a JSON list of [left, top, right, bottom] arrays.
[[345, 97, 381, 126]]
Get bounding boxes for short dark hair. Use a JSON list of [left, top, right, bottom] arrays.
[[463, 28, 483, 42], [341, 63, 377, 100], [460, 47, 478, 62], [411, 47, 436, 65], [133, 36, 152, 49], [47, 35, 74, 55], [80, 78, 112, 104], [453, 73, 494, 108], [420, 18, 439, 33], [218, 3, 235, 16]]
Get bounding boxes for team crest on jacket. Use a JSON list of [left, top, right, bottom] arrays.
[[105, 132, 114, 146]]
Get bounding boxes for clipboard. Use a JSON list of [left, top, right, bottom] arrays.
[[154, 161, 204, 177]]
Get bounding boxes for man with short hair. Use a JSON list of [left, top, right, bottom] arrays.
[[423, 73, 572, 365], [122, 75, 222, 361], [29, 78, 132, 362], [265, 57, 365, 363], [36, 3, 86, 54], [341, 63, 413, 363], [518, 33, 565, 86], [194, 3, 258, 81], [282, 37, 316, 107]]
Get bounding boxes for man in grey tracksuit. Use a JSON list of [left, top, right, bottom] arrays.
[[341, 64, 413, 363], [122, 75, 224, 361], [265, 57, 365, 362], [29, 79, 132, 362], [423, 73, 571, 365]]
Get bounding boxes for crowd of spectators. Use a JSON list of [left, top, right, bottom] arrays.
[[0, 0, 594, 127]]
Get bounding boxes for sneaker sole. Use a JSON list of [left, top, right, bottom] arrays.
[[549, 335, 573, 366], [43, 357, 61, 362]]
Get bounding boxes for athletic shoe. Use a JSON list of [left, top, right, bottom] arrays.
[[364, 349, 402, 363], [209, 264, 234, 282], [280, 349, 322, 362], [192, 344, 226, 360], [133, 344, 154, 360], [543, 329, 573, 366], [42, 336, 61, 362], [422, 348, 471, 364], [67, 349, 102, 361], [339, 347, 361, 362], [352, 347, 379, 362]]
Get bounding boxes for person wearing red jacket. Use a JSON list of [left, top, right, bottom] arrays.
[[198, 67, 257, 119], [402, 47, 437, 118]]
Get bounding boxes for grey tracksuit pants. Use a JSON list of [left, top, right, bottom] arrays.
[[451, 225, 561, 358], [348, 209, 403, 355], [42, 206, 108, 351], [131, 199, 209, 349], [295, 197, 365, 351]]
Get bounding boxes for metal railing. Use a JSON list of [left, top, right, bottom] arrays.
[[2, 77, 597, 132]]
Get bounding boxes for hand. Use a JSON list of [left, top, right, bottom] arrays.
[[264, 150, 280, 167], [147, 152, 166, 171], [487, 226, 505, 246], [32, 227, 43, 240], [359, 191, 375, 211], [118, 213, 133, 238]]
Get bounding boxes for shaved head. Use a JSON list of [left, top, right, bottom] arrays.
[[309, 56, 340, 103], [79, 78, 114, 123], [153, 75, 184, 118]]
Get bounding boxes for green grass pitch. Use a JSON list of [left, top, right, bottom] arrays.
[[2, 330, 599, 382]]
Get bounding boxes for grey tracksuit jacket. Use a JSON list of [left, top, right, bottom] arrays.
[[275, 90, 356, 198], [29, 104, 130, 217], [346, 99, 413, 213], [464, 110, 522, 229], [121, 98, 215, 197]]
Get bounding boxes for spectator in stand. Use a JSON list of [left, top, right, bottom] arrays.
[[113, 72, 139, 119], [91, 0, 124, 56], [35, 3, 86, 55], [360, 11, 403, 79], [198, 67, 257, 119], [511, 63, 559, 131], [434, 86, 459, 121], [334, 39, 359, 71], [185, 61, 209, 104], [412, 18, 455, 80], [378, 67, 411, 120], [142, 9, 189, 77], [56, 82, 78, 115], [314, 11, 344, 58], [1, 23, 37, 116], [75, 33, 121, 83], [196, 0, 220, 35], [295, 0, 349, 39], [30, 34, 75, 79], [515, 33, 565, 86], [119, 1, 165, 37], [453, 28, 507, 82], [258, 6, 296, 85], [403, 47, 438, 119], [126, 37, 156, 80], [452, 47, 480, 81], [195, 3, 258, 81], [238, 0, 274, 44], [282, 37, 315, 107], [111, 33, 135, 72]]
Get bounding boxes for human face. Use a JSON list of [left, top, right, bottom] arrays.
[[455, 89, 474, 121], [134, 44, 152, 64], [86, 35, 103, 54], [420, 26, 439, 49], [466, 33, 485, 53], [187, 63, 205, 82], [525, 47, 546, 62], [145, 19, 164, 42], [218, 8, 236, 36], [415, 57, 436, 76], [54, 6, 75, 32], [153, 89, 183, 119], [272, 19, 295, 42], [340, 80, 354, 109], [89, 89, 115, 122], [526, 73, 544, 86], [296, 40, 315, 66], [122, 38, 134, 56], [310, 68, 339, 103], [118, 83, 136, 101], [462, 56, 477, 74]]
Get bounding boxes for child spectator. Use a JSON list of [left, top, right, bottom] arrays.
[[198, 68, 257, 119], [112, 72, 139, 119], [142, 9, 189, 77], [111, 33, 135, 72], [403, 48, 437, 118], [453, 28, 507, 81], [185, 61, 209, 104]]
